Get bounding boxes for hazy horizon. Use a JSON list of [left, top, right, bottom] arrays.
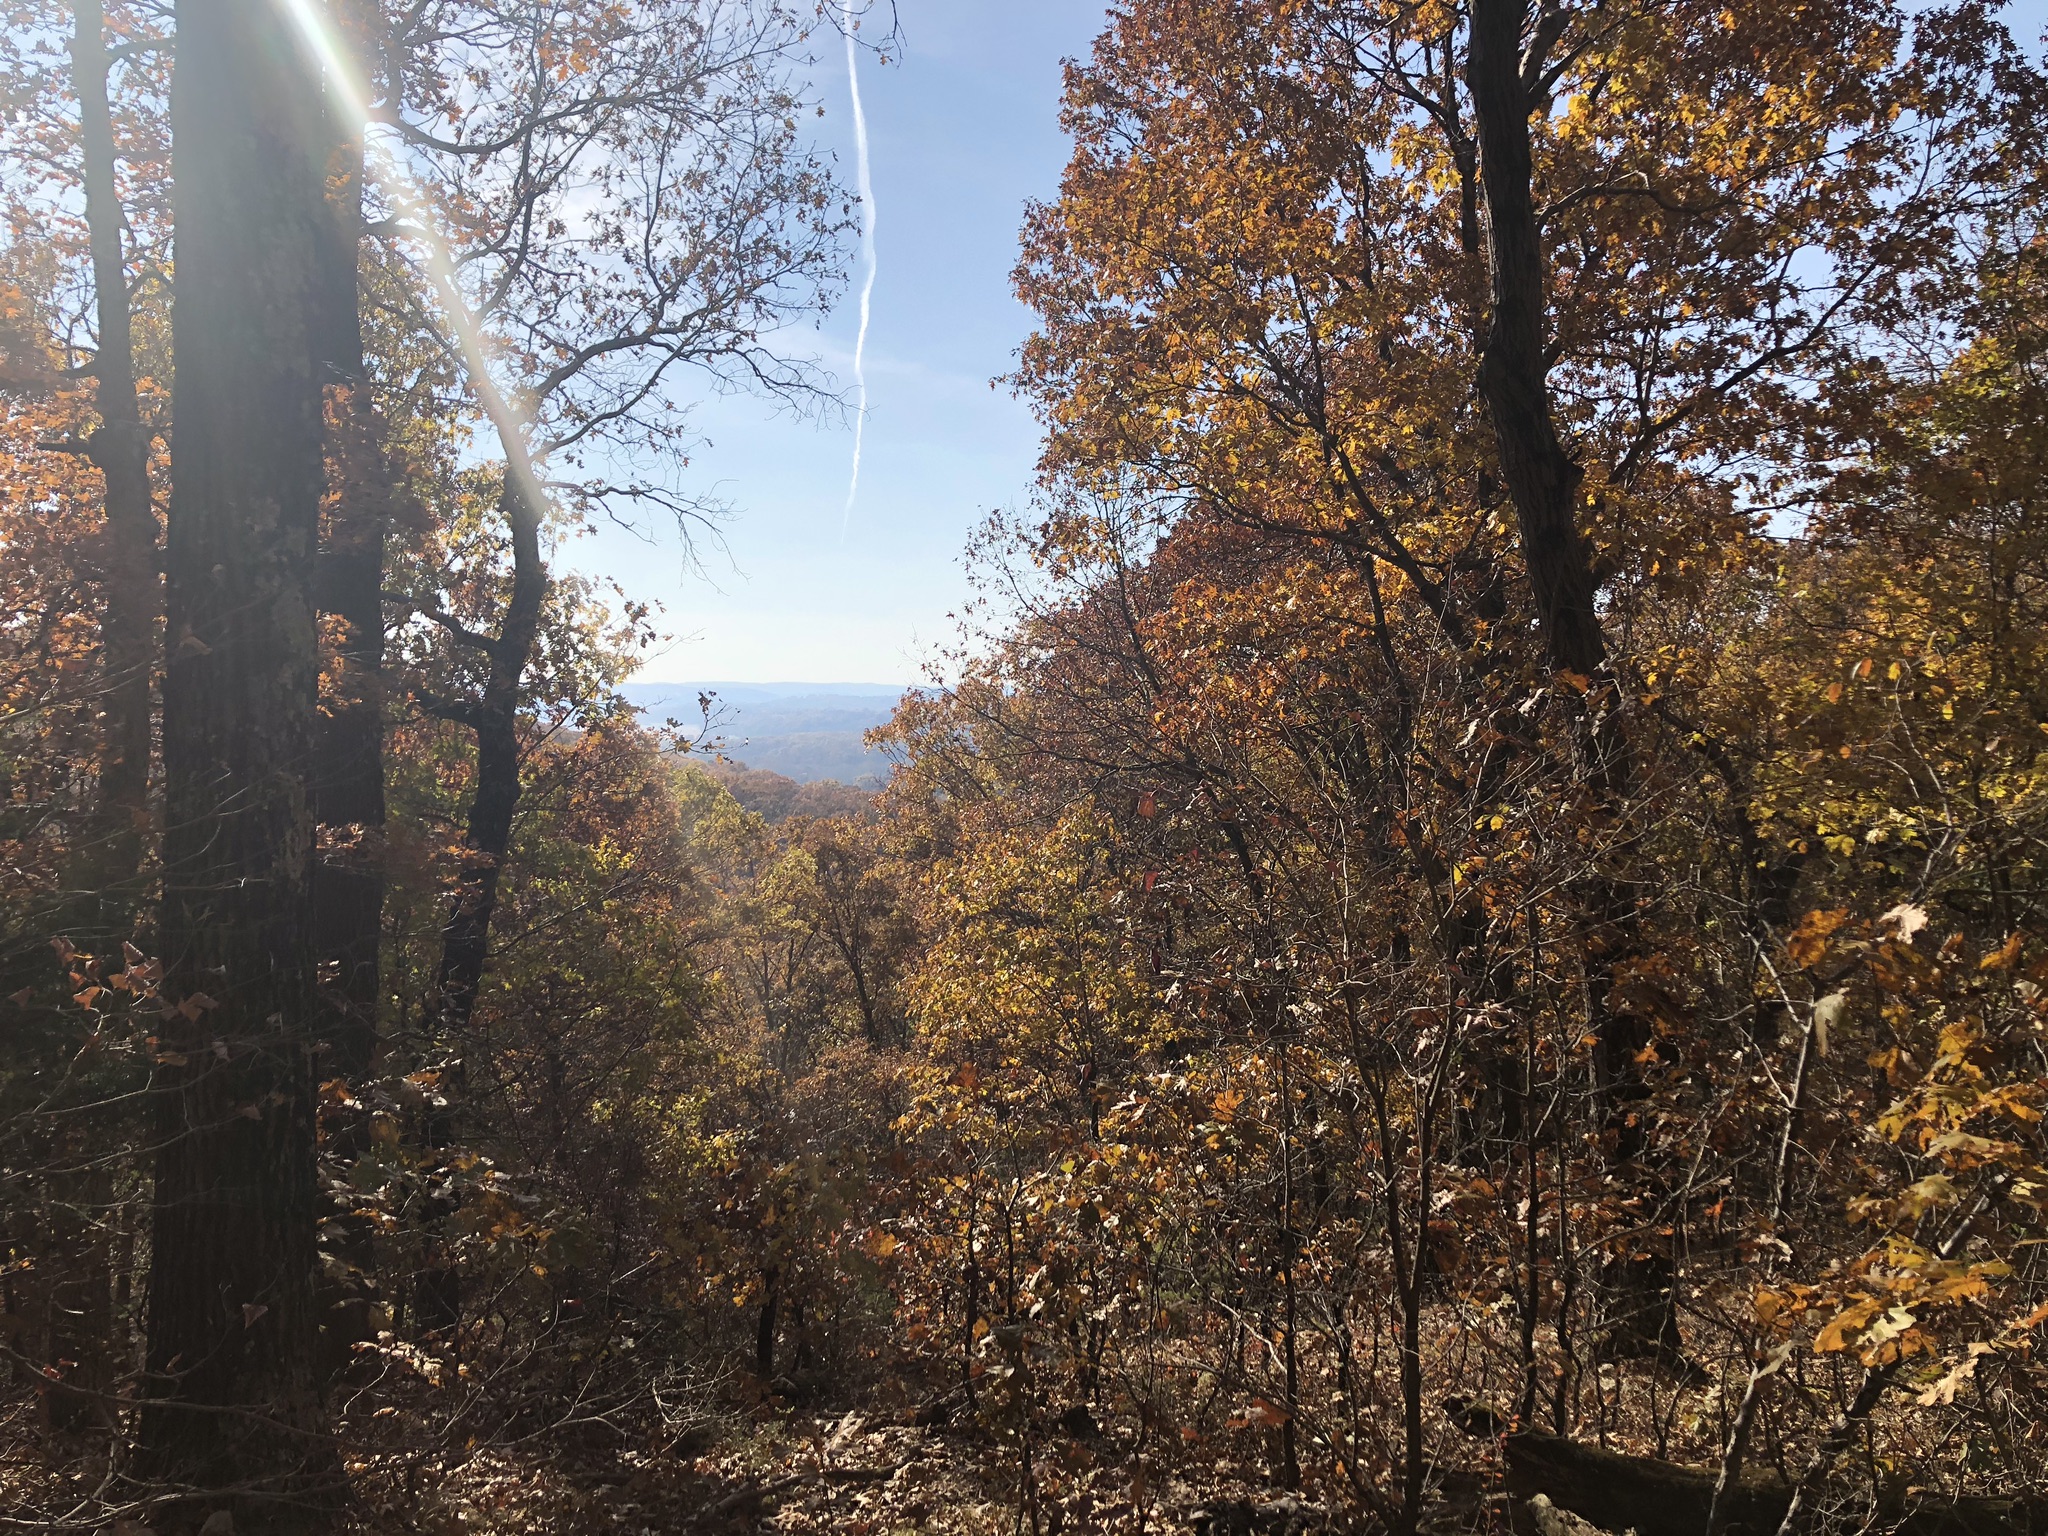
[[620, 679, 909, 783]]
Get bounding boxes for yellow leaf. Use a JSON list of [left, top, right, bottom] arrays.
[[1899, 1175, 1958, 1218], [1980, 932, 2024, 972], [1814, 1297, 1881, 1354]]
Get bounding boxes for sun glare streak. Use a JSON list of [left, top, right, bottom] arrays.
[[838, 0, 876, 542], [276, 0, 553, 517]]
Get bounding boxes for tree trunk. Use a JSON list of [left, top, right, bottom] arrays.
[[69, 0, 157, 937], [310, 54, 384, 1085], [1497, 1428, 2047, 1536], [35, 0, 159, 1432], [1467, 3, 1687, 1365], [432, 474, 545, 1042], [756, 1264, 780, 1378], [1465, 0, 1605, 681], [304, 39, 387, 1388], [140, 0, 338, 1517]]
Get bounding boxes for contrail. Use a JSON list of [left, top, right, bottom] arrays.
[[839, 1, 876, 540]]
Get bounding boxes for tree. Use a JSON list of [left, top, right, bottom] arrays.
[[139, 0, 342, 1511], [65, 0, 159, 938], [312, 0, 388, 1084], [0, 0, 173, 953], [7, 0, 2048, 1526], [360, 0, 851, 1054]]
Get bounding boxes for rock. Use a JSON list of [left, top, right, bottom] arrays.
[[1529, 1493, 1632, 1536]]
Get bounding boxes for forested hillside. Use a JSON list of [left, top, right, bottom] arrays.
[[621, 683, 904, 787], [3, 2, 2047, 1534]]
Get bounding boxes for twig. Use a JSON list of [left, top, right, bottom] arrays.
[[1703, 1343, 1791, 1536], [1772, 1176, 2008, 1536]]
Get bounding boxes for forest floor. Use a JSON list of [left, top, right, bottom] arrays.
[[339, 1412, 1508, 1536], [3, 1387, 1512, 1533]]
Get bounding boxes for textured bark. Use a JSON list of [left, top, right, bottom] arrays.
[[1500, 1429, 2047, 1536], [70, 0, 158, 935], [305, 55, 385, 1388], [36, 0, 159, 1432], [1466, 0, 1682, 1369], [312, 385, 386, 1084], [140, 0, 338, 1515], [310, 82, 384, 1085], [1466, 0, 1605, 681]]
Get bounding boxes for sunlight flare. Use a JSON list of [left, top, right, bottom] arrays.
[[839, 0, 877, 541]]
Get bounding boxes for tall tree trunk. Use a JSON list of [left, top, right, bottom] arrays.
[[69, 0, 157, 936], [756, 1264, 780, 1378], [305, 11, 386, 1387], [310, 24, 384, 1085], [411, 304, 548, 1358], [1466, 2, 1679, 1362], [37, 0, 159, 1435], [140, 0, 338, 1516]]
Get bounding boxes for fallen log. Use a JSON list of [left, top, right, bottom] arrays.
[[1499, 1429, 2046, 1536]]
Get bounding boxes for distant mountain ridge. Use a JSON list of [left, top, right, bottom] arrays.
[[620, 680, 912, 785]]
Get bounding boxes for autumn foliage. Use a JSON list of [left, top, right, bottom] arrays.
[[3, 0, 2048, 1532]]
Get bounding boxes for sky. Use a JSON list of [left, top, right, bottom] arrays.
[[571, 1, 1115, 688], [577, 0, 2048, 690]]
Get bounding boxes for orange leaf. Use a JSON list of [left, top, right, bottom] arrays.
[[1787, 909, 1849, 969], [1814, 1297, 1881, 1354], [1980, 932, 2024, 972]]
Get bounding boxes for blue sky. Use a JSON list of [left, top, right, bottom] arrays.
[[572, 1, 1115, 687], [579, 0, 2048, 689]]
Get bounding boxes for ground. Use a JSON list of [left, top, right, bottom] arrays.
[[338, 1413, 1506, 1534]]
